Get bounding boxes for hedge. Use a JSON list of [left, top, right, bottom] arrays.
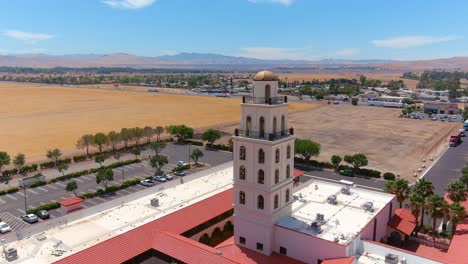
[[40, 158, 72, 169], [0, 187, 19, 196], [19, 164, 38, 174], [29, 181, 47, 188], [188, 140, 204, 146], [73, 155, 87, 162], [49, 170, 90, 183], [294, 157, 334, 169], [26, 202, 60, 215], [209, 144, 231, 152], [172, 164, 190, 172], [383, 172, 396, 181], [355, 168, 381, 178], [2, 168, 18, 177]]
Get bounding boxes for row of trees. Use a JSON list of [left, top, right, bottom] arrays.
[[0, 152, 26, 174], [385, 176, 467, 237]]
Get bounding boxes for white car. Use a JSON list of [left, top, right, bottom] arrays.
[[140, 179, 154, 187], [23, 214, 39, 224], [0, 222, 11, 234], [177, 161, 186, 166]]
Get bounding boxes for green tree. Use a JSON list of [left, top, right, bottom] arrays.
[[359, 75, 367, 87], [95, 154, 105, 167], [201, 129, 221, 146], [150, 141, 167, 156], [385, 179, 410, 208], [13, 153, 25, 172], [407, 193, 424, 236], [351, 98, 358, 106], [96, 167, 114, 190], [462, 106, 468, 121], [448, 202, 467, 235], [294, 138, 321, 163], [120, 128, 131, 149], [107, 131, 121, 152], [57, 164, 69, 176], [150, 155, 168, 175], [93, 133, 109, 153], [76, 134, 94, 156], [144, 126, 154, 144], [46, 148, 62, 167], [191, 149, 204, 165], [414, 178, 434, 226], [166, 125, 194, 142], [426, 194, 449, 240], [331, 155, 342, 171], [132, 127, 144, 146], [130, 147, 141, 159], [0, 151, 11, 174], [446, 180, 468, 203], [344, 153, 368, 170], [154, 126, 165, 141], [65, 180, 78, 196]]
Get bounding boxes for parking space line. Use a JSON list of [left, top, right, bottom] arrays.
[[28, 189, 38, 195], [95, 197, 106, 202], [39, 202, 46, 205], [6, 194, 17, 200], [86, 199, 97, 205], [17, 208, 25, 214], [56, 182, 66, 187], [17, 191, 25, 197], [47, 184, 58, 190], [37, 187, 48, 192], [82, 175, 93, 180], [75, 178, 84, 183], [87, 188, 96, 193]]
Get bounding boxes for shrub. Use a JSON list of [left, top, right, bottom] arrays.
[[19, 164, 38, 174], [40, 161, 55, 169], [188, 140, 204, 146], [0, 190, 5, 196], [209, 144, 231, 151], [79, 192, 95, 199], [355, 168, 381, 178], [73, 155, 87, 162], [172, 164, 190, 172], [383, 172, 396, 181], [49, 169, 90, 183], [96, 188, 104, 195], [105, 185, 120, 193], [351, 98, 358, 105], [29, 181, 47, 188], [26, 202, 60, 215], [121, 178, 141, 189], [2, 168, 18, 177], [6, 187, 19, 194]]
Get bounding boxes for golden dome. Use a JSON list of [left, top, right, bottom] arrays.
[[254, 70, 278, 81]]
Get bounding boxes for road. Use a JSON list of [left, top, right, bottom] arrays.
[[423, 140, 468, 195], [0, 145, 232, 233]]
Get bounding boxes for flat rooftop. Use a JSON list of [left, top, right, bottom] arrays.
[[3, 162, 234, 264], [276, 180, 394, 245]]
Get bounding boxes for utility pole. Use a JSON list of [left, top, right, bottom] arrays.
[[22, 186, 27, 214]]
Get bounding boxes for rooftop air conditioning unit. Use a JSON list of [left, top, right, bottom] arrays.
[[316, 213, 325, 223], [341, 187, 351, 195], [384, 253, 398, 264], [150, 198, 160, 207], [363, 201, 374, 212], [327, 195, 337, 205]]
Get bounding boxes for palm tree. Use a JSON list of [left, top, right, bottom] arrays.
[[446, 180, 468, 203], [407, 193, 424, 236], [426, 194, 449, 240], [414, 178, 434, 226], [448, 202, 467, 235], [385, 179, 410, 208]]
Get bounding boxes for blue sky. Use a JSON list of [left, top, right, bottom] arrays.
[[1, 0, 467, 60]]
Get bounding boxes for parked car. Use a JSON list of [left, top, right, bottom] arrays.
[[0, 222, 11, 234], [36, 210, 50, 220], [164, 174, 174, 181], [140, 179, 154, 187], [23, 214, 39, 224], [153, 176, 167, 182], [177, 161, 187, 166], [339, 169, 353, 177], [174, 170, 186, 176]]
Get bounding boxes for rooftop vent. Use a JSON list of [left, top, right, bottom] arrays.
[[384, 253, 398, 264], [327, 195, 337, 205], [316, 213, 325, 223], [341, 187, 351, 195], [363, 201, 374, 212]]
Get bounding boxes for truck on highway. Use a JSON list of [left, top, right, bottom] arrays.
[[449, 132, 462, 147], [464, 120, 468, 131]]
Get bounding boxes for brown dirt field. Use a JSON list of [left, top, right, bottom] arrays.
[[220, 104, 459, 182], [0, 82, 317, 162]]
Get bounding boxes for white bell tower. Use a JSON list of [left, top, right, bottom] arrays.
[[232, 71, 295, 255]]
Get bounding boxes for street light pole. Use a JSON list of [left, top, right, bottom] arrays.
[[23, 187, 27, 213], [188, 142, 191, 165]]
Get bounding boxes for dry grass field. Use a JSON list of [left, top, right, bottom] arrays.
[[221, 104, 458, 181], [0, 82, 317, 162]]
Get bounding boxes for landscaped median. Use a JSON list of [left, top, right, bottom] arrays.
[[0, 159, 142, 196]]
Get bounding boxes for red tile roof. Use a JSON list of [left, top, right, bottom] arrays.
[[58, 196, 83, 207], [215, 237, 305, 264], [294, 169, 304, 178], [445, 218, 468, 264], [388, 208, 416, 236], [321, 256, 355, 264]]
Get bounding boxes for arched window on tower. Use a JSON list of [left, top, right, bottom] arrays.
[[286, 164, 291, 178], [239, 191, 245, 205], [287, 145, 291, 159], [258, 149, 265, 164], [257, 169, 264, 184], [259, 116, 265, 138], [273, 117, 277, 136], [246, 116, 251, 136], [240, 146, 246, 160], [285, 189, 290, 203], [274, 194, 279, 209], [265, 84, 271, 101], [281, 115, 286, 135], [239, 166, 245, 180], [257, 195, 264, 210], [275, 169, 279, 184], [275, 148, 280, 163]]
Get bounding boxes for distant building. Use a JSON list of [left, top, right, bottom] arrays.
[[424, 101, 459, 114]]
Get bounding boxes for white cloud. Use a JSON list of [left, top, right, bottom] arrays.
[[4, 30, 54, 43], [372, 35, 461, 49], [335, 48, 359, 56], [248, 0, 294, 6], [239, 47, 315, 60], [103, 0, 155, 9]]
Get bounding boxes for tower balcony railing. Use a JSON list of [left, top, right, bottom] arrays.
[[242, 96, 287, 105], [234, 127, 294, 141]]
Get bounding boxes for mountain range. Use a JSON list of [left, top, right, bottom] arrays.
[[1, 52, 468, 71]]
